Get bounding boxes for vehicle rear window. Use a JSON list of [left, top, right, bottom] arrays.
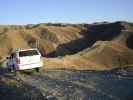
[[19, 50, 39, 57]]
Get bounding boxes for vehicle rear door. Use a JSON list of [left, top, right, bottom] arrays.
[[19, 50, 40, 65]]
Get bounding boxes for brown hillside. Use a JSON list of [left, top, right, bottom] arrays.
[[52, 22, 133, 56], [0, 24, 83, 57], [0, 21, 133, 70], [44, 41, 133, 70]]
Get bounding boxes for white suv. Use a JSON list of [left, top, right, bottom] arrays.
[[7, 48, 43, 72]]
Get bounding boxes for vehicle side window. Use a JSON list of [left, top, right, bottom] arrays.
[[19, 50, 39, 57]]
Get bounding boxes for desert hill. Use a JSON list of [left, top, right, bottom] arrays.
[[0, 23, 83, 57], [44, 41, 133, 70], [55, 21, 133, 56], [0, 21, 133, 70]]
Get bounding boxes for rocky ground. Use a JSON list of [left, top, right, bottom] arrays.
[[0, 59, 133, 100], [17, 68, 133, 100], [0, 68, 45, 100]]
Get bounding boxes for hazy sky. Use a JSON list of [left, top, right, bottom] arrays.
[[0, 0, 133, 24]]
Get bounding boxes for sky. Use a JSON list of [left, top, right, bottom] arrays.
[[0, 0, 133, 24]]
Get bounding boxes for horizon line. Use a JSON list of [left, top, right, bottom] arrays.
[[0, 20, 132, 25]]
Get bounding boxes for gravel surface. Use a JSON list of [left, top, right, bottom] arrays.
[[18, 68, 133, 100]]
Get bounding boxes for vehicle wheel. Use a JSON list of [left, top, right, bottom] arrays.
[[35, 68, 39, 72], [8, 67, 12, 72], [9, 65, 16, 73]]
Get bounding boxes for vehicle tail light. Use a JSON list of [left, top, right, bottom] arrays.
[[16, 58, 20, 64]]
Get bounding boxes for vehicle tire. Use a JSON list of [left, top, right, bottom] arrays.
[[35, 68, 39, 72], [8, 67, 12, 72], [7, 63, 11, 72], [9, 64, 16, 73]]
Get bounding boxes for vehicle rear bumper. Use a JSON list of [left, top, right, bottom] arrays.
[[16, 61, 43, 70]]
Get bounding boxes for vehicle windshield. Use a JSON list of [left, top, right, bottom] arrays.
[[19, 50, 39, 57]]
